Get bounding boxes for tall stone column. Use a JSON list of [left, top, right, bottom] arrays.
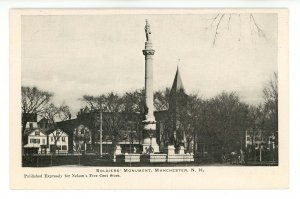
[[142, 20, 159, 153]]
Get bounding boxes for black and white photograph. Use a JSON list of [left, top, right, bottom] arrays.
[[10, 8, 289, 189]]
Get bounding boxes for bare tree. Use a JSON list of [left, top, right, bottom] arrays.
[[81, 92, 127, 145], [122, 89, 145, 113], [246, 72, 278, 162], [263, 72, 278, 145], [207, 14, 266, 46], [42, 103, 71, 154], [177, 94, 204, 152], [81, 95, 106, 110], [21, 86, 52, 137], [154, 88, 170, 111], [81, 89, 173, 146], [204, 92, 250, 157]]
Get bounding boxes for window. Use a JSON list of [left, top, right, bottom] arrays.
[[56, 131, 60, 136], [62, 146, 67, 150], [62, 137, 65, 142], [51, 137, 53, 142], [30, 139, 40, 144], [56, 145, 61, 150], [42, 139, 45, 144], [35, 131, 40, 136], [29, 123, 33, 129]]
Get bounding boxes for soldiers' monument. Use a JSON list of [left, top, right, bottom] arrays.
[[142, 20, 159, 153], [114, 20, 193, 163]]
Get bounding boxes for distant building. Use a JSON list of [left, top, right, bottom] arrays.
[[58, 111, 143, 154], [245, 130, 276, 150]]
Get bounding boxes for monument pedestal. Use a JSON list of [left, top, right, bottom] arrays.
[[142, 115, 159, 154]]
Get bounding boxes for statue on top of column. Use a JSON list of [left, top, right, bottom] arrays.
[[144, 19, 151, 42]]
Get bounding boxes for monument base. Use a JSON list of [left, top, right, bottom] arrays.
[[167, 154, 194, 163], [115, 154, 141, 163], [142, 137, 160, 153], [141, 154, 167, 163]]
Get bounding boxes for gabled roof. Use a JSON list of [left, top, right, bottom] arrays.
[[47, 129, 69, 137], [171, 66, 185, 94], [24, 128, 46, 137]]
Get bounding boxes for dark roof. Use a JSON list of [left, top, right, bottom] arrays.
[[38, 117, 48, 124], [57, 119, 78, 136], [44, 128, 68, 136], [22, 113, 37, 122], [44, 128, 55, 135]]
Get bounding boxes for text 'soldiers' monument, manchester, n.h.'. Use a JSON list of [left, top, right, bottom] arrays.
[[142, 20, 160, 153]]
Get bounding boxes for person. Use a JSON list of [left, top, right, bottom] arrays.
[[147, 145, 154, 154], [230, 151, 237, 164], [222, 153, 227, 163]]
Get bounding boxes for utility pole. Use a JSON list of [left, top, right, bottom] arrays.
[[100, 110, 103, 157], [259, 130, 262, 162]]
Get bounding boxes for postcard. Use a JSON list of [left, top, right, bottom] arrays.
[[10, 8, 289, 189]]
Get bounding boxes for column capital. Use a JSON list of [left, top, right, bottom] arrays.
[[143, 49, 155, 56]]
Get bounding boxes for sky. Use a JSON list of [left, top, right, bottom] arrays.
[[21, 13, 278, 113]]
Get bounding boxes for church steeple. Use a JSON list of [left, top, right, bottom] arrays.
[[171, 64, 185, 94], [168, 63, 188, 148]]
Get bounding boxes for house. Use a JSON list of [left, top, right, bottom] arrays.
[[23, 129, 47, 155], [22, 113, 48, 155], [23, 113, 38, 129], [245, 130, 276, 150], [47, 129, 69, 154]]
